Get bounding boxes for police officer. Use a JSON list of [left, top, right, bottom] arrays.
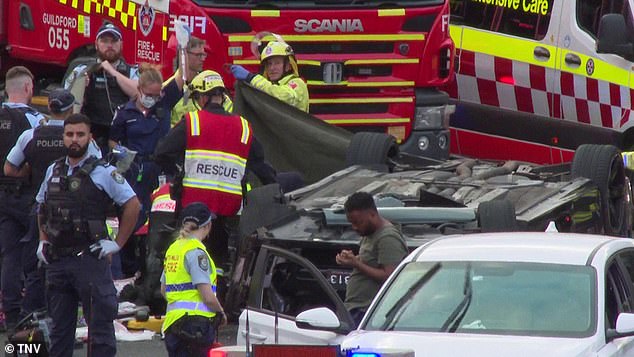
[[161, 202, 227, 357], [230, 40, 309, 112], [154, 70, 276, 271], [35, 113, 141, 357], [66, 22, 139, 154], [3, 89, 87, 321], [108, 64, 183, 276], [0, 65, 46, 330]]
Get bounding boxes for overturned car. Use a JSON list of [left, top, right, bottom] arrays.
[[220, 137, 632, 343]]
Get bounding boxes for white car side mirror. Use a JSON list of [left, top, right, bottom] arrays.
[[616, 313, 634, 334], [295, 307, 340, 330]]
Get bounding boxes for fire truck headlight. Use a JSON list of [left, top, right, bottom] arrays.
[[417, 136, 430, 151], [438, 133, 448, 150], [413, 105, 454, 130]]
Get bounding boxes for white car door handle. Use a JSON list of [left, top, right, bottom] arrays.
[[241, 330, 267, 341]]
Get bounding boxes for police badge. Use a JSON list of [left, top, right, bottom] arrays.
[[138, 2, 155, 37], [197, 254, 209, 271], [111, 171, 125, 184]]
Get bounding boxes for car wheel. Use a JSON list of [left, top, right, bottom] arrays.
[[571, 144, 628, 236], [345, 132, 398, 169], [478, 199, 518, 232]]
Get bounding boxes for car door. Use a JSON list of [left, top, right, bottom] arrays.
[[553, 1, 634, 135], [447, 0, 563, 162], [598, 250, 634, 356], [237, 245, 354, 346]]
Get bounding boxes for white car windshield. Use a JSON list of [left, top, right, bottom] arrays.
[[365, 261, 596, 338]]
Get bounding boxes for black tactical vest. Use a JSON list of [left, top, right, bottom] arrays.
[[82, 60, 133, 127], [41, 156, 111, 247], [24, 125, 65, 190], [0, 107, 33, 178]]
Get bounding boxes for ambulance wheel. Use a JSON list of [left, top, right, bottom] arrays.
[[346, 132, 398, 169], [478, 199, 517, 232], [571, 144, 628, 236]]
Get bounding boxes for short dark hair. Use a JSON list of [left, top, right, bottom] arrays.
[[64, 113, 91, 128], [344, 192, 377, 213]]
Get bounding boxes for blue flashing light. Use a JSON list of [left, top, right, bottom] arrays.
[[350, 353, 381, 357]]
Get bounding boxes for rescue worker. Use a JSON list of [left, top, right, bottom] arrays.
[[166, 36, 234, 126], [230, 40, 309, 112], [66, 22, 139, 155], [0, 66, 46, 330], [108, 64, 183, 277], [35, 113, 141, 357], [161, 202, 227, 357], [153, 70, 276, 272], [3, 89, 89, 321]]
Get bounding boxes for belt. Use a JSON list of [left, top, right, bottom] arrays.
[[52, 244, 90, 257]]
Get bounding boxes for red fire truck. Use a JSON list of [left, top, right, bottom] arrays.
[[1, 0, 454, 159]]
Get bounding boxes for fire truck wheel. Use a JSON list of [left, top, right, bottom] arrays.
[[478, 199, 518, 232], [346, 132, 399, 170], [571, 144, 628, 236]]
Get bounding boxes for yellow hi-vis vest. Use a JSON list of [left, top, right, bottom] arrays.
[[162, 238, 217, 333]]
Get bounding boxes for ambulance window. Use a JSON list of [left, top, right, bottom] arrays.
[[450, 0, 553, 41], [577, 0, 624, 38]]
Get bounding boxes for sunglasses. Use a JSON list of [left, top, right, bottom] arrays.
[[188, 51, 208, 59]]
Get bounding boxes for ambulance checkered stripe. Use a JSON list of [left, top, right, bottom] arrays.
[[447, 49, 634, 131]]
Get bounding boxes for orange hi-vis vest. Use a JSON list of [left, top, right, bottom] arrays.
[[183, 110, 252, 216]]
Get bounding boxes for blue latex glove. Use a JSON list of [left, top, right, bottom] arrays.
[[37, 241, 52, 265], [112, 144, 128, 161], [231, 65, 251, 81], [89, 239, 120, 259]]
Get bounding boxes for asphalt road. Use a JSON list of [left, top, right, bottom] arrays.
[[0, 323, 238, 356]]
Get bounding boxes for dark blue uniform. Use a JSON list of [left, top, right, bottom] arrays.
[[0, 103, 44, 328], [109, 79, 181, 276], [37, 154, 136, 357]]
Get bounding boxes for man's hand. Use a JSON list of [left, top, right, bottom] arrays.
[[36, 241, 52, 265], [336, 249, 358, 267], [89, 239, 120, 259], [100, 60, 117, 76], [230, 65, 251, 81]]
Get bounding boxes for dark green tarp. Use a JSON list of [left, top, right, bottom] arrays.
[[233, 81, 352, 184]]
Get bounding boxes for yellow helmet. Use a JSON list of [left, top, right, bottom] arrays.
[[190, 70, 225, 94], [260, 41, 299, 77], [260, 41, 294, 61]]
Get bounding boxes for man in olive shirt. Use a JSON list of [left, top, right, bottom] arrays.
[[335, 191, 408, 327]]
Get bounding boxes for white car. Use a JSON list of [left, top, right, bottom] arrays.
[[336, 232, 634, 356], [214, 232, 634, 356]]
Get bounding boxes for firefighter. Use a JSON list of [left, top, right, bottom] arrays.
[[108, 64, 183, 277], [166, 36, 234, 126], [154, 70, 276, 275], [0, 66, 46, 330], [161, 202, 227, 357], [35, 113, 140, 357], [66, 22, 139, 155], [230, 40, 309, 112]]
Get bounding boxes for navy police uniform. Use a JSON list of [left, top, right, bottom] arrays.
[[36, 154, 136, 357], [0, 103, 44, 328], [109, 79, 181, 275]]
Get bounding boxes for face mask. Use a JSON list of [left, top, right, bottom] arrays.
[[140, 94, 157, 109]]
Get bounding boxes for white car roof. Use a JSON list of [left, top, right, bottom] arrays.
[[412, 232, 634, 266]]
